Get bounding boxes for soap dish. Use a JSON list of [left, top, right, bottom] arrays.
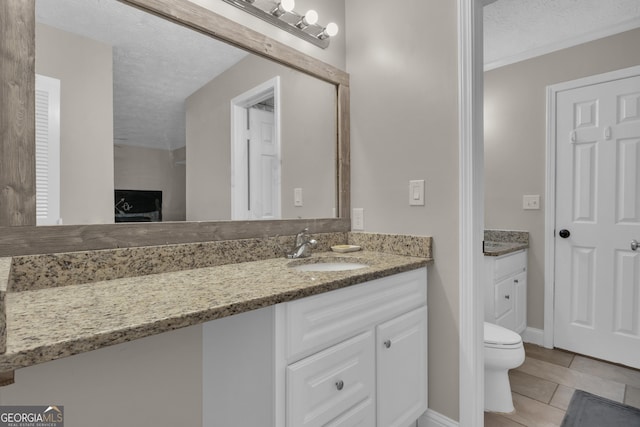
[[331, 245, 362, 253]]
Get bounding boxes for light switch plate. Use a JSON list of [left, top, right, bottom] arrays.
[[294, 188, 303, 207], [352, 208, 364, 230], [523, 195, 540, 210], [409, 180, 425, 206]]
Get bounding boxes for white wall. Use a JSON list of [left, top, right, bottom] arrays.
[[114, 145, 186, 221], [346, 0, 460, 420], [35, 23, 115, 225], [485, 27, 640, 331]]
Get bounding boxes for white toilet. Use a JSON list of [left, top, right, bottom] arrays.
[[484, 322, 525, 413]]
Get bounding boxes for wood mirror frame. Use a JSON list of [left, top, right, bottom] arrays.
[[0, 0, 350, 256]]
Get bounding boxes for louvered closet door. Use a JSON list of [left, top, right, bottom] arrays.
[[554, 74, 640, 368], [35, 74, 61, 225]]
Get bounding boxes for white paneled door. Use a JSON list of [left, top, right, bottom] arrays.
[[555, 74, 640, 369], [248, 107, 279, 220]]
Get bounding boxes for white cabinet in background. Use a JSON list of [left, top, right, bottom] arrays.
[[203, 268, 428, 427], [484, 249, 527, 334]]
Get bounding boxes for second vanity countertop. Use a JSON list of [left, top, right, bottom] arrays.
[[483, 229, 529, 257], [1, 250, 429, 372], [483, 241, 528, 257]]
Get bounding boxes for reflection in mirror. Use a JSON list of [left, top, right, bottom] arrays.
[[34, 0, 337, 226]]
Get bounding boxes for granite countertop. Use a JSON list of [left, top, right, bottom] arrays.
[[0, 250, 429, 372], [483, 229, 529, 256], [483, 241, 528, 256]]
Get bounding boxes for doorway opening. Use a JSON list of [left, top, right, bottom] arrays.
[[230, 77, 281, 220]]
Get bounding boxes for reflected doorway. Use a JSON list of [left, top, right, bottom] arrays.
[[231, 77, 281, 220]]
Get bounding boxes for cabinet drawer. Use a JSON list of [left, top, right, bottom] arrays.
[[494, 250, 526, 281], [285, 268, 427, 361], [494, 277, 514, 319], [286, 331, 375, 427]]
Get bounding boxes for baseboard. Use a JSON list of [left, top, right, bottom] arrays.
[[418, 409, 459, 427], [522, 326, 544, 346]]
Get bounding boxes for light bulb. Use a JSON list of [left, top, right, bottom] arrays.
[[296, 9, 318, 28], [325, 22, 339, 37], [272, 0, 295, 17], [280, 0, 295, 13], [304, 10, 318, 25], [319, 22, 339, 39]]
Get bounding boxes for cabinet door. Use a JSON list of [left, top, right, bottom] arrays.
[[287, 331, 375, 427], [494, 250, 526, 281], [376, 306, 428, 427], [495, 274, 517, 330], [514, 271, 527, 334]]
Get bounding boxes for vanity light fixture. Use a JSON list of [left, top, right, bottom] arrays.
[[221, 0, 338, 49]]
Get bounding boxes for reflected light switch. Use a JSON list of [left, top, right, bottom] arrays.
[[294, 188, 303, 207], [409, 180, 425, 206]]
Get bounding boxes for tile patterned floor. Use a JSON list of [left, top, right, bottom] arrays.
[[484, 343, 640, 426]]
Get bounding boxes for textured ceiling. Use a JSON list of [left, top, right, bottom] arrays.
[[36, 0, 248, 151], [484, 0, 640, 70]]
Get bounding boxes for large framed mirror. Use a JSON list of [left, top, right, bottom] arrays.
[[0, 0, 350, 256]]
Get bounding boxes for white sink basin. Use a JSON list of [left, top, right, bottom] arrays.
[[289, 259, 368, 272]]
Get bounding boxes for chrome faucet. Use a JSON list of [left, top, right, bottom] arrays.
[[287, 228, 318, 259]]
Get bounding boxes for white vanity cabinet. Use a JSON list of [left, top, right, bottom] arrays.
[[484, 249, 527, 334], [203, 268, 428, 427]]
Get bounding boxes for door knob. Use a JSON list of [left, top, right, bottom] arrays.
[[559, 229, 571, 238], [632, 240, 639, 251]]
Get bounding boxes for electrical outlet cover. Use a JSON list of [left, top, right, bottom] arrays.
[[522, 195, 540, 210], [352, 208, 364, 230]]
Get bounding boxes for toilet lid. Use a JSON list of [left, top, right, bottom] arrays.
[[484, 322, 522, 346]]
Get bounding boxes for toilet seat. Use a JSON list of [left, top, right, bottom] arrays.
[[484, 322, 522, 349]]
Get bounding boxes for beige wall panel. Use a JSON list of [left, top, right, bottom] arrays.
[[346, 0, 460, 420], [0, 325, 202, 427], [485, 28, 640, 330], [35, 23, 114, 225]]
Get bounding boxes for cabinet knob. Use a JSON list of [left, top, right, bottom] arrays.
[[383, 340, 392, 349], [514, 279, 519, 284], [335, 380, 344, 391], [504, 295, 510, 300]]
